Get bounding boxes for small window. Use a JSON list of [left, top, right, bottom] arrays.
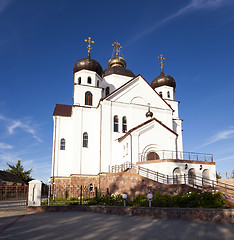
[[97, 80, 99, 87], [167, 91, 170, 98], [123, 145, 125, 157], [87, 77, 92, 84], [126, 143, 128, 155], [85, 91, 93, 106], [105, 87, 110, 96], [78, 77, 81, 85], [114, 115, 119, 132], [122, 116, 127, 133], [60, 138, 65, 150], [159, 92, 162, 97], [83, 132, 88, 147], [89, 184, 94, 192]]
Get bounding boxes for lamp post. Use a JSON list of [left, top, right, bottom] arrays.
[[147, 193, 153, 208], [48, 179, 51, 206], [122, 193, 127, 207]]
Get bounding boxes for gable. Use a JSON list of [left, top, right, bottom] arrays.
[[103, 75, 172, 111], [118, 118, 178, 142]]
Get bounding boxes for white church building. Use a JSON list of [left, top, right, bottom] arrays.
[[51, 39, 216, 190]]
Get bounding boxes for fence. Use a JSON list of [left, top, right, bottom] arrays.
[[0, 185, 28, 211], [139, 150, 213, 162]]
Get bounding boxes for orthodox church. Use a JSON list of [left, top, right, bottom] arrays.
[[51, 38, 216, 190]]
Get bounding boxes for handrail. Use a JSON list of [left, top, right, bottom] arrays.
[[139, 150, 213, 162], [108, 163, 234, 198]]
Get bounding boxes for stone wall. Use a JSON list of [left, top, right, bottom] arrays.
[[27, 206, 234, 224], [53, 169, 199, 197]]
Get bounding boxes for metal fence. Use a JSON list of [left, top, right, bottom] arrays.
[[0, 186, 28, 211], [139, 150, 213, 162]]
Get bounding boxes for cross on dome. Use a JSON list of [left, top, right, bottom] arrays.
[[158, 54, 166, 72], [112, 41, 122, 56], [85, 37, 94, 56]]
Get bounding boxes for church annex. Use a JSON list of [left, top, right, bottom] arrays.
[[51, 38, 216, 193]]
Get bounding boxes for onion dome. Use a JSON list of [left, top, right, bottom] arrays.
[[103, 56, 135, 77], [73, 55, 103, 77], [151, 71, 176, 89], [145, 104, 153, 118]]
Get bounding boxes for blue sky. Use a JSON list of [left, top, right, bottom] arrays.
[[0, 0, 234, 183]]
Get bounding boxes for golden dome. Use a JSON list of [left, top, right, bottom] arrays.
[[108, 56, 126, 68]]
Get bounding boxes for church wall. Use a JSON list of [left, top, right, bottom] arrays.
[[103, 74, 132, 93], [53, 116, 73, 177], [79, 107, 100, 175]]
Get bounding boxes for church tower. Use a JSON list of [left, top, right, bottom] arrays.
[[73, 37, 103, 107]]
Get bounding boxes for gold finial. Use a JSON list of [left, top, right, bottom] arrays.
[[85, 37, 94, 56], [158, 54, 165, 72], [112, 41, 122, 56]]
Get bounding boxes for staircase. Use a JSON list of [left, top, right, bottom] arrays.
[[109, 163, 234, 202]]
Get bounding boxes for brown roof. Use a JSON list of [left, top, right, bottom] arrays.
[[118, 117, 178, 142], [53, 104, 72, 117], [0, 171, 26, 184]]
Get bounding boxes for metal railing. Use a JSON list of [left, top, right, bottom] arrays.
[[108, 163, 234, 199], [139, 150, 213, 162]]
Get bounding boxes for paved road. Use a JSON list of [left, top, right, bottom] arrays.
[[0, 211, 233, 240]]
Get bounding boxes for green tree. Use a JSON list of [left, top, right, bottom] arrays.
[[6, 160, 33, 183]]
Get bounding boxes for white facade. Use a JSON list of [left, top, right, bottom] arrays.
[[51, 54, 216, 184]]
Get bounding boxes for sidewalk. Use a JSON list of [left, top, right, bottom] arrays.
[[0, 211, 233, 240]]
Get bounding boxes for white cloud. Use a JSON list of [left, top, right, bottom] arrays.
[[0, 142, 13, 149], [200, 128, 234, 147], [215, 155, 234, 162], [126, 0, 234, 45], [0, 0, 13, 14], [0, 114, 42, 142]]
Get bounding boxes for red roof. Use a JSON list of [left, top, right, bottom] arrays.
[[53, 104, 72, 117]]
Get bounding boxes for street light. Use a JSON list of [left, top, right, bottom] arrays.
[[122, 193, 127, 207], [147, 193, 153, 208]]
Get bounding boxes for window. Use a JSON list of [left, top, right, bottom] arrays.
[[105, 87, 110, 96], [167, 91, 170, 98], [159, 92, 162, 97], [60, 138, 65, 150], [146, 152, 160, 160], [83, 132, 88, 147], [114, 115, 119, 132], [122, 116, 127, 133], [87, 77, 92, 84], [85, 91, 93, 105], [97, 80, 99, 87], [78, 77, 81, 84], [126, 143, 128, 155]]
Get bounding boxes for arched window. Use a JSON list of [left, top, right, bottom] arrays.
[[173, 167, 181, 184], [159, 92, 162, 97], [85, 91, 93, 106], [78, 77, 81, 85], [188, 168, 196, 185], [122, 116, 127, 133], [114, 115, 119, 132], [87, 77, 92, 84], [105, 87, 110, 96], [60, 138, 65, 150], [97, 80, 99, 87], [167, 91, 170, 98], [83, 132, 88, 147], [146, 152, 160, 161], [202, 169, 209, 185]]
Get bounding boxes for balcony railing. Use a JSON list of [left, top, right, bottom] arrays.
[[139, 150, 213, 162]]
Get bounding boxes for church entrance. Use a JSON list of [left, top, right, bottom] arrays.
[[188, 168, 196, 185], [146, 151, 160, 161]]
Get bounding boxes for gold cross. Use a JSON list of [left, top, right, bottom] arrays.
[[85, 37, 94, 55], [158, 54, 166, 72], [112, 41, 122, 56]]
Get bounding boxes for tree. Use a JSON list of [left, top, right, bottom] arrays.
[[6, 160, 33, 183]]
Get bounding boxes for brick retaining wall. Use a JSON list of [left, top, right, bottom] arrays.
[[27, 206, 234, 224]]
